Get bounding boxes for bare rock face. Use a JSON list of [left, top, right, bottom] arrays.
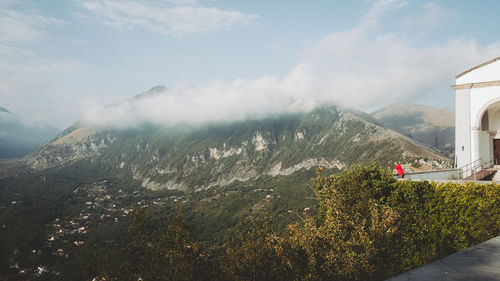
[[26, 105, 452, 192]]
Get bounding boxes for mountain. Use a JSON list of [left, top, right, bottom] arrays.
[[134, 85, 168, 99], [0, 107, 60, 158], [2, 101, 453, 279], [371, 103, 455, 157], [26, 105, 451, 192]]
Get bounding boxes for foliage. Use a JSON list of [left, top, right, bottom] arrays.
[[2, 164, 500, 280], [115, 206, 213, 281], [221, 216, 306, 281], [389, 180, 500, 271], [284, 166, 401, 280], [218, 165, 500, 280]]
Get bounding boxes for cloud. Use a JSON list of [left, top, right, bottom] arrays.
[[80, 0, 258, 35], [83, 0, 500, 128], [360, 0, 408, 29], [0, 3, 92, 129], [84, 78, 306, 128], [415, 2, 457, 27], [165, 0, 199, 6], [0, 43, 36, 57], [0, 6, 64, 43], [400, 2, 457, 32], [299, 34, 500, 109], [0, 58, 89, 129]]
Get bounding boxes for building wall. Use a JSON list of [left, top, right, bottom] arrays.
[[469, 86, 500, 128], [479, 131, 490, 163], [455, 59, 500, 170], [457, 60, 500, 84], [404, 169, 459, 180], [489, 108, 500, 130], [455, 88, 471, 168]]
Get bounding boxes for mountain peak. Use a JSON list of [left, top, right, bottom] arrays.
[[371, 103, 454, 157], [0, 106, 11, 114], [148, 85, 167, 93], [134, 85, 168, 99]]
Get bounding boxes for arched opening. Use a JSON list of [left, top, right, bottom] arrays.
[[477, 101, 500, 165]]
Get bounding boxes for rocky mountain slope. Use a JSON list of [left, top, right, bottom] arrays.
[[25, 105, 451, 192], [371, 103, 454, 157], [0, 107, 60, 158]]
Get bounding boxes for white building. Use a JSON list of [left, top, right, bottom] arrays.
[[454, 57, 500, 170]]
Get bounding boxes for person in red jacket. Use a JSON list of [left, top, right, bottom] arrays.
[[394, 162, 405, 178]]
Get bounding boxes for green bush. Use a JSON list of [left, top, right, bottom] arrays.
[[94, 165, 500, 280]]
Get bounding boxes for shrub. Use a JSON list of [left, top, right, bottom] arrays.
[[95, 165, 500, 281]]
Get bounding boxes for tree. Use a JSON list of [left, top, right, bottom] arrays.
[[118, 205, 212, 281], [286, 165, 401, 280], [221, 216, 308, 281]]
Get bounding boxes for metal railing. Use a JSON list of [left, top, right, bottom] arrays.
[[459, 159, 495, 180], [457, 159, 482, 178]]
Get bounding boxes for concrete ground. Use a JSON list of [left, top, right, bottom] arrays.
[[387, 235, 500, 281]]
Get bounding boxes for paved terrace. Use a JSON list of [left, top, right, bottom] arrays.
[[387, 235, 500, 281]]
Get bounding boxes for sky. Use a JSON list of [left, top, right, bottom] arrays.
[[1, 0, 500, 129]]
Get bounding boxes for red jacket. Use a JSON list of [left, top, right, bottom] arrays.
[[395, 164, 404, 175]]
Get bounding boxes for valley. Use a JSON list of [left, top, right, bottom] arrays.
[[0, 161, 319, 279], [2, 1, 498, 279], [0, 103, 454, 280]]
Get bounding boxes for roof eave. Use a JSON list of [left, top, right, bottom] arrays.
[[456, 57, 500, 79]]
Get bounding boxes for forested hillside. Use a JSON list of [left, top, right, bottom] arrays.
[[1, 165, 499, 280]]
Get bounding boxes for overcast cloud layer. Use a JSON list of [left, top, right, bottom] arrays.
[[83, 0, 500, 128]]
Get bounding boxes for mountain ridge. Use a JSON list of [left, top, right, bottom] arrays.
[[371, 103, 454, 157], [26, 104, 451, 192]]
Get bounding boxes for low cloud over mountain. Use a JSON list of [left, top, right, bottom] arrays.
[[83, 0, 500, 129]]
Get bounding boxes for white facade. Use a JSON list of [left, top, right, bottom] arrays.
[[454, 57, 500, 169]]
